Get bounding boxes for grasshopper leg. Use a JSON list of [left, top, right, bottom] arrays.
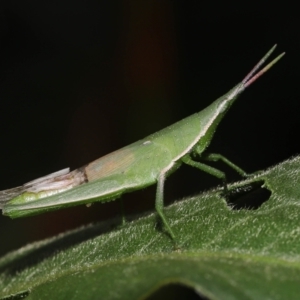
[[182, 155, 228, 192], [202, 153, 248, 177], [156, 172, 176, 239]]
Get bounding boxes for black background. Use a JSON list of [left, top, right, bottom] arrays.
[[0, 1, 298, 257]]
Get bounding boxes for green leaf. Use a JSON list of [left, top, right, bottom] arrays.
[[1, 156, 300, 299]]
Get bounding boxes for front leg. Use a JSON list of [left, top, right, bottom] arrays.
[[182, 155, 228, 192], [202, 153, 249, 177]]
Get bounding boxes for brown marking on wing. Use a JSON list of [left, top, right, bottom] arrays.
[[76, 166, 88, 183], [85, 147, 135, 182]]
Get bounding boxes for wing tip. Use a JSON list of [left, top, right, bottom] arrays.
[[0, 186, 24, 209]]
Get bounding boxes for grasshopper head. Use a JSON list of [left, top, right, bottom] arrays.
[[195, 46, 284, 154], [218, 45, 285, 114]]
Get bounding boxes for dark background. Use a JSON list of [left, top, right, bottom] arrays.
[[0, 1, 298, 256]]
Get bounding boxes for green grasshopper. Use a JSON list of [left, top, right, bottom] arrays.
[[0, 45, 284, 238]]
